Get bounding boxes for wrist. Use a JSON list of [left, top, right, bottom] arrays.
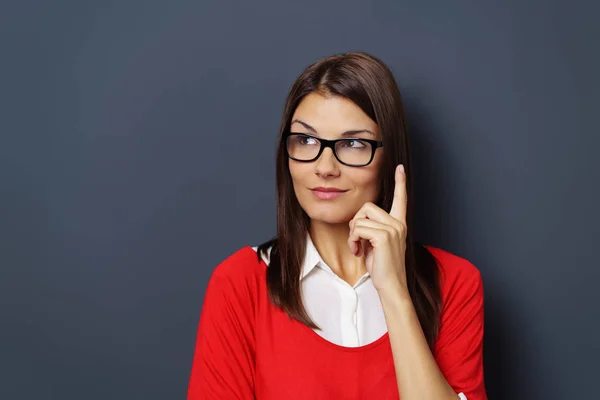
[[377, 284, 413, 308]]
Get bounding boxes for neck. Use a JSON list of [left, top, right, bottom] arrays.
[[309, 219, 368, 286]]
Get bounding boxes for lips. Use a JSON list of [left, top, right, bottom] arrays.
[[311, 187, 347, 192], [311, 187, 348, 200]]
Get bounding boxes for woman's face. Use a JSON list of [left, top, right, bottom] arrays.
[[288, 92, 384, 225]]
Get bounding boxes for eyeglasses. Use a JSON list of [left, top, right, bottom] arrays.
[[283, 131, 384, 167]]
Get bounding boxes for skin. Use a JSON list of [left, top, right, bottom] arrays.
[[289, 92, 459, 399], [289, 91, 383, 286]]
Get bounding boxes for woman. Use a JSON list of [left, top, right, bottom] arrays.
[[187, 52, 487, 399]]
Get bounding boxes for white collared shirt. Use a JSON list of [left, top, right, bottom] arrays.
[[252, 233, 468, 400], [255, 233, 386, 347]]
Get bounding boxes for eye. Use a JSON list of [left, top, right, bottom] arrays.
[[297, 135, 318, 145], [341, 139, 368, 148]]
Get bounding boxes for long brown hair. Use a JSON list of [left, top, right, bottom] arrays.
[[257, 52, 443, 350]]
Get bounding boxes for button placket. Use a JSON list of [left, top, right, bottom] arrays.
[[337, 278, 359, 347]]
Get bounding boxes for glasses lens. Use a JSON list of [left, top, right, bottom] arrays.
[[287, 134, 320, 160], [335, 139, 373, 166]]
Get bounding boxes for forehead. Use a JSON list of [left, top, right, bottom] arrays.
[[291, 92, 379, 137]]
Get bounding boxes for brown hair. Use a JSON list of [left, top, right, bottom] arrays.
[[257, 52, 443, 350]]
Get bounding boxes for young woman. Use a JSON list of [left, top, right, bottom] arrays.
[[187, 52, 487, 400]]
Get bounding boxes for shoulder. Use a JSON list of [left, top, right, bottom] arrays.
[[425, 245, 482, 287], [424, 245, 484, 309], [207, 246, 266, 299], [212, 245, 264, 276]]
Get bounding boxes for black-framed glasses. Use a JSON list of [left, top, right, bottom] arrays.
[[283, 131, 383, 167]]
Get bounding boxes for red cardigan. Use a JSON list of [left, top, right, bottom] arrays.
[[187, 245, 487, 399]]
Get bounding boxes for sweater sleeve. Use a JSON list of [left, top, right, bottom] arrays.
[[187, 269, 256, 399], [434, 260, 487, 400]]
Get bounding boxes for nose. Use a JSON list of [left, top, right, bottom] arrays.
[[314, 147, 340, 177]]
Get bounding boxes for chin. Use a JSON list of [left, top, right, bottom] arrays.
[[304, 204, 355, 225], [308, 214, 350, 225]]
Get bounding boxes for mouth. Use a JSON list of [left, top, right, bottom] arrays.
[[310, 187, 349, 200]]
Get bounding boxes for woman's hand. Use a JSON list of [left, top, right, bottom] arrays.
[[348, 164, 408, 295]]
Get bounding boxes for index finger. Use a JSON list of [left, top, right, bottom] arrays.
[[389, 164, 407, 223]]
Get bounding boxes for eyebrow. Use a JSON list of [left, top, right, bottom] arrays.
[[290, 119, 375, 137]]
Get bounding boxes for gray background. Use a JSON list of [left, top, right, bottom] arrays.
[[1, 0, 598, 399]]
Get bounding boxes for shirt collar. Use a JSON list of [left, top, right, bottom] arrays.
[[300, 232, 372, 286], [300, 232, 323, 281]]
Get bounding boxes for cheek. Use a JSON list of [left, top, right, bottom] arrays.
[[352, 172, 380, 199], [349, 160, 382, 192], [288, 161, 301, 182], [288, 161, 310, 191], [362, 156, 385, 196]]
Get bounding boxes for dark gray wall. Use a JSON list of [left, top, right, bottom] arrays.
[[1, 1, 598, 399]]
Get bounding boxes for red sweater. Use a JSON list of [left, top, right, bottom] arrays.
[[187, 245, 487, 399]]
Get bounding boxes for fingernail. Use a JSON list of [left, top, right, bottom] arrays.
[[398, 164, 405, 175]]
